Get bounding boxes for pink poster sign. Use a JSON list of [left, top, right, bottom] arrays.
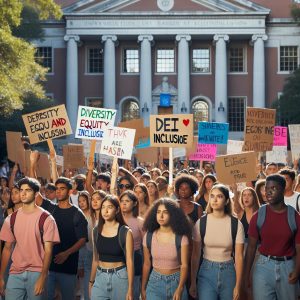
[[273, 126, 288, 146], [189, 144, 217, 161]]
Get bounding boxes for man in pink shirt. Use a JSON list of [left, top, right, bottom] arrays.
[[0, 177, 60, 300]]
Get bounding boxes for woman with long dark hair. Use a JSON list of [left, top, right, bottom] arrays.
[[196, 174, 217, 211], [133, 183, 150, 217], [146, 180, 159, 205], [190, 184, 244, 300], [141, 198, 192, 300], [90, 190, 107, 227], [89, 195, 134, 300], [6, 185, 22, 216]]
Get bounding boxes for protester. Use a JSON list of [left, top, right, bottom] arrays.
[[265, 162, 278, 176], [44, 183, 57, 203], [196, 174, 217, 211], [96, 173, 111, 192], [141, 198, 191, 300], [6, 184, 22, 216], [132, 167, 145, 182], [255, 179, 267, 205], [133, 183, 150, 217], [120, 190, 144, 300], [140, 173, 151, 185], [156, 176, 169, 198], [150, 168, 161, 181], [146, 180, 159, 205], [0, 177, 60, 299], [194, 170, 204, 190], [89, 195, 134, 300], [117, 176, 135, 196], [190, 184, 244, 300], [244, 174, 300, 300], [90, 190, 107, 227]]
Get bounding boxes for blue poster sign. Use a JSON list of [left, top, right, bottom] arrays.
[[160, 93, 171, 107], [198, 122, 229, 144]]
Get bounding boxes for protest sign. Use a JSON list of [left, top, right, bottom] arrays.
[[150, 114, 193, 148], [56, 155, 64, 167], [198, 122, 229, 145], [36, 153, 51, 180], [273, 126, 288, 146], [22, 105, 72, 144], [135, 148, 159, 163], [189, 144, 217, 161], [75, 106, 116, 140], [227, 140, 244, 155], [63, 144, 85, 169], [266, 146, 287, 164], [6, 132, 26, 172], [215, 152, 257, 185], [243, 107, 276, 151], [289, 125, 300, 161], [100, 127, 136, 160], [82, 139, 102, 156], [119, 119, 149, 146], [173, 148, 186, 159]]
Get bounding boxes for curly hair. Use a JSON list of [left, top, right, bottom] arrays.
[[174, 174, 199, 195], [143, 198, 192, 239]]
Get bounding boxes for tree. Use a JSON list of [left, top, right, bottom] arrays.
[[291, 3, 300, 24], [272, 67, 300, 125], [0, 0, 62, 115]]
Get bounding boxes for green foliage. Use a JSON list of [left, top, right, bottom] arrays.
[[272, 68, 300, 125], [291, 4, 300, 24]]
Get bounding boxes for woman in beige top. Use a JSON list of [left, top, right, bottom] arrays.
[[190, 184, 244, 300]]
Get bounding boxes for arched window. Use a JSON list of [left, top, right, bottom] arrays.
[[192, 100, 209, 131], [122, 99, 140, 121]]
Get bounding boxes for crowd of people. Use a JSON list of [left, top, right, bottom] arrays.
[[0, 146, 299, 300]]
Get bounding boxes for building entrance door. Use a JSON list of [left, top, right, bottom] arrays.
[[158, 106, 173, 115]]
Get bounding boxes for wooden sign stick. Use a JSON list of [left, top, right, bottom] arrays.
[[110, 157, 119, 195], [169, 147, 173, 186], [88, 140, 96, 170]]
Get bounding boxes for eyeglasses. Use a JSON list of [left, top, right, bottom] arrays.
[[118, 184, 131, 189]]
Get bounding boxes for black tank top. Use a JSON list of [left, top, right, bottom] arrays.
[[188, 202, 201, 224], [97, 225, 125, 263], [240, 212, 249, 239]]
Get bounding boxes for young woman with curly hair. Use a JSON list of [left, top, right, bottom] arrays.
[[190, 184, 244, 300], [89, 195, 134, 300], [133, 183, 150, 217], [195, 174, 217, 211], [146, 180, 159, 205], [141, 198, 192, 300], [120, 190, 144, 300]]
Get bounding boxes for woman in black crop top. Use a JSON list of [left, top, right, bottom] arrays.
[[89, 195, 134, 300]]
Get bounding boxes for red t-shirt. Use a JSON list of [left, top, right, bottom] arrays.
[[248, 205, 300, 257]]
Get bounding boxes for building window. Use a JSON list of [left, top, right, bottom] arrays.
[[123, 49, 139, 73], [280, 46, 298, 72], [229, 47, 245, 73], [192, 48, 210, 73], [228, 97, 246, 132], [87, 48, 103, 73], [86, 98, 103, 108], [122, 100, 140, 121], [156, 49, 175, 73], [35, 47, 52, 73], [192, 100, 209, 131]]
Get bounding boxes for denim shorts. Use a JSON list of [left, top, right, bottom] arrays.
[[91, 266, 128, 300], [146, 269, 188, 300], [197, 258, 236, 300]]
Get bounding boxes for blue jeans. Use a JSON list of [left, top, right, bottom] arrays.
[[79, 247, 93, 300], [91, 266, 128, 300], [146, 269, 188, 300], [47, 271, 77, 300], [197, 259, 236, 300], [6, 271, 44, 300], [253, 254, 298, 300]]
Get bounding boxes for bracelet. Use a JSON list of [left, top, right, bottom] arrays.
[[89, 280, 95, 284]]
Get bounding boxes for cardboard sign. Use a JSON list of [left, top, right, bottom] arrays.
[[273, 126, 288, 146], [289, 125, 300, 161], [119, 119, 149, 146], [215, 152, 257, 184], [82, 139, 102, 155], [135, 148, 159, 163], [22, 105, 72, 144], [198, 122, 229, 145], [75, 106, 116, 140], [150, 114, 193, 148], [243, 107, 276, 152], [136, 138, 150, 149], [100, 127, 136, 160], [173, 148, 186, 159], [266, 146, 287, 164], [189, 144, 217, 161], [6, 132, 26, 172], [227, 140, 244, 155], [63, 144, 85, 169], [36, 153, 51, 180]]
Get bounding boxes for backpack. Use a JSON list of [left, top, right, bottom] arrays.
[[146, 231, 183, 264], [199, 214, 238, 264], [256, 204, 297, 241], [93, 225, 129, 260], [296, 194, 300, 213], [10, 210, 50, 248]]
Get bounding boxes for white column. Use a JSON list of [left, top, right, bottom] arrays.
[[64, 35, 79, 133], [176, 34, 191, 114], [252, 34, 268, 108], [138, 35, 153, 126], [102, 35, 117, 109], [214, 34, 229, 123]]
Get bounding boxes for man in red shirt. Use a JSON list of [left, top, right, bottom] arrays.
[[244, 174, 300, 300]]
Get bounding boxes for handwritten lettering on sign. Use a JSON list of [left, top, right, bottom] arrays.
[[198, 122, 229, 145], [273, 126, 288, 146], [150, 114, 193, 148], [289, 125, 300, 161], [189, 144, 217, 161], [22, 105, 72, 144], [100, 127, 136, 160], [242, 107, 276, 152], [63, 144, 85, 169], [75, 106, 116, 140]]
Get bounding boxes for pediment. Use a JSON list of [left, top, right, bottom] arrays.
[[63, 0, 269, 14]]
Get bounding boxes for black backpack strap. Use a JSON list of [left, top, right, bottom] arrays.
[[296, 194, 300, 213], [38, 211, 50, 247], [118, 225, 129, 259], [10, 210, 18, 239], [175, 234, 183, 265], [199, 215, 207, 265], [92, 226, 99, 260], [230, 216, 238, 259]]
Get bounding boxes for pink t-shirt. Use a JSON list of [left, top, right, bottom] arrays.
[[0, 207, 60, 274], [143, 231, 189, 269], [126, 216, 144, 251]]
